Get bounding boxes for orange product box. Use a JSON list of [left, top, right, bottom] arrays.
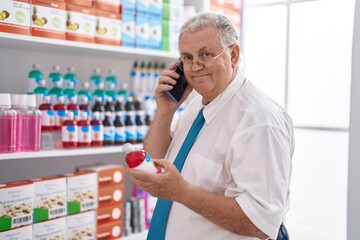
[[65, 0, 93, 8], [97, 220, 123, 240], [77, 163, 125, 187], [95, 9, 121, 46], [211, 0, 241, 11], [97, 204, 123, 224], [98, 185, 124, 207], [210, 5, 241, 32], [0, 0, 31, 36], [95, 0, 120, 13], [31, 0, 66, 40], [65, 3, 95, 43]]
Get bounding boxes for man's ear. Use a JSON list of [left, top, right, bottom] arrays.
[[230, 44, 241, 68]]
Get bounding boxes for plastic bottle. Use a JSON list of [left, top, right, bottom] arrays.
[[122, 143, 160, 173], [90, 111, 103, 146], [0, 93, 16, 153], [135, 100, 147, 143], [28, 64, 44, 93], [39, 95, 55, 132], [104, 96, 115, 120], [90, 68, 102, 92], [124, 97, 137, 144], [63, 67, 77, 104], [33, 79, 48, 107], [49, 80, 64, 105], [77, 111, 91, 147], [129, 61, 139, 96], [49, 65, 63, 89], [16, 94, 29, 152], [78, 94, 91, 120], [54, 94, 67, 131], [67, 93, 79, 121], [105, 68, 118, 102], [62, 111, 78, 148], [114, 111, 126, 145], [78, 82, 92, 105], [26, 94, 42, 151], [103, 111, 115, 145], [92, 96, 104, 121]]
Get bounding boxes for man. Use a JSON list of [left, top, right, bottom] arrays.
[[128, 12, 294, 240]]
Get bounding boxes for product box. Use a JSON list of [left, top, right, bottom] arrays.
[[121, 10, 135, 48], [33, 217, 66, 240], [95, 9, 121, 46], [162, 2, 184, 22], [66, 211, 96, 240], [0, 181, 33, 232], [97, 220, 123, 240], [149, 16, 162, 50], [135, 12, 149, 49], [31, 0, 66, 40], [136, 0, 149, 15], [95, 0, 120, 13], [97, 204, 122, 224], [122, 0, 135, 12], [65, 0, 93, 8], [65, 3, 96, 43], [211, 0, 241, 11], [210, 5, 241, 31], [163, 0, 184, 4], [31, 177, 67, 223], [63, 171, 98, 215], [162, 19, 181, 53], [98, 185, 124, 207], [77, 164, 125, 187], [149, 0, 163, 17], [0, 225, 32, 240], [0, 0, 31, 36]]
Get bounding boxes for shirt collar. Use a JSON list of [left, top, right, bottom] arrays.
[[202, 72, 246, 125]]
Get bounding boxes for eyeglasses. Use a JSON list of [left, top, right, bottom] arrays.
[[178, 45, 233, 70]]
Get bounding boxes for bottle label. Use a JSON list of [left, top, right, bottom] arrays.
[[41, 110, 55, 127], [92, 125, 104, 141], [71, 109, 79, 121], [125, 126, 137, 141], [136, 125, 147, 141], [62, 125, 78, 142], [103, 126, 115, 141], [133, 153, 158, 173], [55, 110, 67, 126], [81, 110, 91, 120], [79, 126, 91, 143], [115, 126, 126, 142]]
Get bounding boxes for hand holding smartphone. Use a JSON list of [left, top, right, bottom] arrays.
[[165, 59, 188, 102]]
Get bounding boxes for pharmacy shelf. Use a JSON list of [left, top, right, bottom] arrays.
[[120, 231, 148, 240], [0, 32, 178, 60], [0, 144, 143, 161]]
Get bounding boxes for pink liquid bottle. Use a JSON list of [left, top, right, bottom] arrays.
[[77, 111, 91, 147], [90, 111, 103, 146], [26, 94, 42, 151], [122, 143, 160, 173], [0, 93, 16, 153], [39, 95, 55, 132], [16, 94, 30, 152], [62, 111, 78, 148]]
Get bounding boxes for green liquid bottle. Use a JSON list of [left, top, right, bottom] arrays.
[[33, 79, 48, 107], [63, 67, 78, 104], [49, 65, 63, 89], [78, 82, 92, 104], [105, 68, 118, 102], [28, 64, 44, 93]]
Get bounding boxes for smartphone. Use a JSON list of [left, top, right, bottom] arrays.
[[165, 60, 188, 102]]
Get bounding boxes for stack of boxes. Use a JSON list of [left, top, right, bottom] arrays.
[[0, 0, 31, 36], [210, 0, 242, 35]]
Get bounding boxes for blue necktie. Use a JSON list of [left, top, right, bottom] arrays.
[[147, 108, 205, 240]]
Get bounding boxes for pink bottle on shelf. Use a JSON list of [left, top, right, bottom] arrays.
[[77, 111, 91, 147], [0, 93, 17, 153], [16, 94, 29, 152], [122, 143, 160, 173], [26, 94, 42, 151], [62, 111, 78, 148]]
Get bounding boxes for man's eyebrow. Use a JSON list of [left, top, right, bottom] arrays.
[[180, 47, 209, 55]]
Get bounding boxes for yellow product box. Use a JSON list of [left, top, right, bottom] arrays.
[[95, 0, 120, 13], [30, 176, 67, 223], [65, 3, 96, 43], [97, 203, 122, 225], [77, 163, 125, 187], [66, 211, 96, 239], [0, 0, 31, 36], [95, 9, 121, 46], [0, 181, 33, 232], [31, 0, 66, 40], [33, 217, 66, 240], [63, 171, 98, 215], [0, 225, 32, 240], [97, 220, 123, 239], [98, 185, 124, 208]]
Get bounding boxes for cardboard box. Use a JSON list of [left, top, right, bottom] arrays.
[[211, 0, 241, 11], [149, 16, 162, 50], [0, 181, 33, 232], [122, 0, 135, 12], [121, 10, 135, 48], [97, 220, 123, 240], [136, 0, 149, 15], [135, 13, 149, 49], [77, 164, 125, 187], [95, 0, 120, 13], [98, 185, 124, 207], [97, 204, 122, 224], [149, 0, 163, 17], [63, 171, 98, 215], [162, 19, 181, 53], [66, 211, 96, 239], [31, 0, 66, 40], [0, 0, 31, 35], [31, 177, 67, 223], [65, 0, 93, 8], [0, 225, 32, 240], [95, 9, 121, 46], [33, 217, 66, 240], [162, 2, 184, 22]]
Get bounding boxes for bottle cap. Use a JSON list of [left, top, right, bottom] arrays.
[[93, 68, 100, 74], [122, 143, 133, 154], [27, 94, 36, 107], [67, 66, 75, 73], [108, 68, 116, 75], [33, 64, 40, 70], [53, 65, 60, 71], [0, 93, 11, 106], [11, 94, 19, 106], [18, 94, 28, 107]]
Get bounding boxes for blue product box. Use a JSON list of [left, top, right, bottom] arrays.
[[122, 11, 136, 48], [149, 16, 162, 50], [122, 0, 136, 12], [136, 13, 150, 49], [137, 0, 150, 15], [149, 0, 163, 17]]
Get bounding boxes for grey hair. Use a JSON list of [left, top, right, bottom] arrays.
[[178, 12, 239, 48]]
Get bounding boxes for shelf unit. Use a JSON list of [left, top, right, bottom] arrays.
[[120, 231, 147, 240]]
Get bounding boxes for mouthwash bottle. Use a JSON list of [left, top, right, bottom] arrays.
[[49, 65, 63, 88], [114, 111, 126, 145], [16, 94, 29, 152], [78, 82, 92, 105], [90, 68, 102, 92], [26, 94, 42, 151], [77, 111, 91, 147], [105, 68, 118, 102], [67, 93, 79, 121], [122, 143, 160, 173], [129, 61, 139, 96], [117, 83, 129, 102], [33, 79, 48, 108], [28, 64, 44, 93], [91, 111, 103, 146], [103, 111, 115, 146], [0, 93, 16, 153], [92, 78, 105, 106], [135, 110, 147, 144], [49, 80, 64, 105], [62, 111, 78, 148], [125, 96, 137, 143], [63, 67, 77, 104], [39, 95, 55, 132]]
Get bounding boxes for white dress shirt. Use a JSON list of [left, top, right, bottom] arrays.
[[164, 72, 295, 240]]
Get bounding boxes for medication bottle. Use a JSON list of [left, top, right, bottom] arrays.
[[0, 93, 16, 153], [39, 95, 55, 132], [77, 111, 91, 147], [78, 82, 92, 104], [54, 94, 67, 131], [105, 68, 118, 102], [90, 67, 102, 92], [33, 79, 48, 107], [103, 111, 115, 146], [67, 93, 79, 121], [28, 64, 44, 93], [79, 94, 91, 120], [122, 143, 160, 173], [26, 94, 42, 151], [16, 94, 29, 152], [92, 96, 104, 121], [62, 111, 78, 148], [90, 111, 103, 146], [114, 111, 126, 145], [63, 67, 77, 104]]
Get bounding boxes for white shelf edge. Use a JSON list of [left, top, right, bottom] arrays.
[[119, 231, 148, 240], [0, 144, 143, 161], [0, 32, 178, 60]]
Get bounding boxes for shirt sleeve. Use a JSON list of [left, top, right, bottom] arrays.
[[224, 124, 293, 239]]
